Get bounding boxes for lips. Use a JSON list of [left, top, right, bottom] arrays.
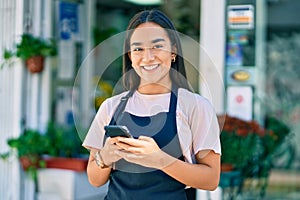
[[142, 64, 159, 71]]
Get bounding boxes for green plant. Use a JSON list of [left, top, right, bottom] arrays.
[[1, 33, 57, 72], [0, 122, 89, 177], [93, 27, 119, 47], [4, 33, 57, 60], [219, 114, 291, 175], [0, 129, 50, 179], [218, 115, 291, 198], [250, 116, 291, 176], [218, 115, 263, 169], [45, 122, 88, 158], [7, 130, 50, 157]]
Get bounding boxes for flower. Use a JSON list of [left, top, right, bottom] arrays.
[[218, 115, 263, 170], [218, 114, 290, 174]]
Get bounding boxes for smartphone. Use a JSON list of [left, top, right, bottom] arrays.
[[104, 125, 133, 138]]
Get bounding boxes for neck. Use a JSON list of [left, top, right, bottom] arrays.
[[138, 82, 172, 95]]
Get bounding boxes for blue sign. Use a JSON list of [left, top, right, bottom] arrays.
[[59, 2, 78, 40]]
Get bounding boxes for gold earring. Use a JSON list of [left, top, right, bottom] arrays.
[[172, 56, 176, 62]]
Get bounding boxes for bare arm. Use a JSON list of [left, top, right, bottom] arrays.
[[115, 136, 221, 190], [86, 149, 111, 187], [161, 150, 220, 190], [86, 137, 123, 187]]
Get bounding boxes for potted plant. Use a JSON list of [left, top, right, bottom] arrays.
[[218, 115, 263, 171], [218, 114, 291, 198], [0, 122, 89, 176], [2, 33, 57, 73], [42, 122, 89, 172], [247, 116, 291, 177], [219, 114, 291, 171], [0, 129, 50, 179]]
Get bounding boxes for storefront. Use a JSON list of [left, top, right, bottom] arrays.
[[1, 0, 299, 199]]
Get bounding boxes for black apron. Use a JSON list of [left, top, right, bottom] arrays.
[[104, 87, 187, 200]]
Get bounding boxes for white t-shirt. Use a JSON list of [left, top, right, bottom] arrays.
[[83, 88, 221, 164]]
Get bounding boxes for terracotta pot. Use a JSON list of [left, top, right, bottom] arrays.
[[20, 155, 40, 171], [44, 157, 88, 172], [221, 163, 234, 172], [25, 56, 44, 73]]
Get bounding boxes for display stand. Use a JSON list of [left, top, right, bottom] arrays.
[[37, 169, 108, 200]]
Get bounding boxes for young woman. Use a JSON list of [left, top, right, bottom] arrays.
[[83, 9, 221, 200]]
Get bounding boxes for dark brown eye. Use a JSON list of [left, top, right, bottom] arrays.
[[153, 45, 163, 49], [132, 47, 143, 52]]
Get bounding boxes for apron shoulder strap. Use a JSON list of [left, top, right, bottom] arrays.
[[109, 90, 134, 125]]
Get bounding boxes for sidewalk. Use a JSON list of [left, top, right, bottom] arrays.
[[241, 169, 300, 200], [264, 169, 300, 200]]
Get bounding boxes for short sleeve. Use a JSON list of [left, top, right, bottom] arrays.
[[190, 97, 221, 156], [82, 92, 128, 150], [176, 89, 221, 163], [82, 99, 110, 150]]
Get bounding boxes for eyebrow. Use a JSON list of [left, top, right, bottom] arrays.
[[130, 38, 166, 46]]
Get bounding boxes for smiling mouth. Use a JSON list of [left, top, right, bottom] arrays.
[[142, 64, 159, 71]]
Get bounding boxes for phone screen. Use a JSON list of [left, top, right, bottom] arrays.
[[104, 125, 132, 138]]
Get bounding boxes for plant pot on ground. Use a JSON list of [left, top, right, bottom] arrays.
[[0, 129, 50, 179], [221, 163, 234, 172], [42, 122, 89, 171], [43, 157, 88, 172], [19, 155, 41, 171], [1, 122, 89, 175]]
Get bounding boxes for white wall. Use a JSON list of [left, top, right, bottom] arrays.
[[0, 0, 57, 199], [0, 1, 24, 200], [199, 0, 226, 114]]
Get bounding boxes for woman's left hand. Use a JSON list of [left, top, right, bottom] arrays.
[[115, 136, 175, 169]]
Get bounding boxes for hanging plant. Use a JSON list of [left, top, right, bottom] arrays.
[[2, 33, 57, 73]]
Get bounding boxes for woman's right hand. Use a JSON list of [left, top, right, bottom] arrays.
[[95, 137, 123, 166], [87, 138, 123, 187]]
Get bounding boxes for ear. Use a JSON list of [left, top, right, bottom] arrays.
[[172, 44, 177, 54], [128, 52, 132, 61]]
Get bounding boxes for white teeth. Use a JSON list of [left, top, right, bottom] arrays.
[[143, 64, 158, 70]]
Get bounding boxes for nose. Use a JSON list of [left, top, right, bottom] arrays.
[[142, 48, 155, 62]]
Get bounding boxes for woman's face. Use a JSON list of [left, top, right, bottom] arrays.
[[128, 22, 175, 88]]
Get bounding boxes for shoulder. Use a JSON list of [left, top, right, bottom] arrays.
[[177, 88, 217, 120], [102, 91, 130, 105], [97, 91, 130, 114], [178, 88, 213, 108]]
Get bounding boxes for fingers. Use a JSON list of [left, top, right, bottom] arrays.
[[117, 137, 140, 146], [115, 150, 144, 160], [116, 136, 154, 146], [138, 136, 154, 141], [115, 137, 150, 152], [103, 136, 169, 169], [114, 148, 173, 169], [115, 140, 142, 153], [107, 137, 119, 144], [115, 136, 160, 155]]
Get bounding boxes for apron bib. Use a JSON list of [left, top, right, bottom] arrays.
[[105, 87, 187, 200]]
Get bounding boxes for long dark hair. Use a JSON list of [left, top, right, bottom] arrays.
[[122, 9, 191, 91]]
